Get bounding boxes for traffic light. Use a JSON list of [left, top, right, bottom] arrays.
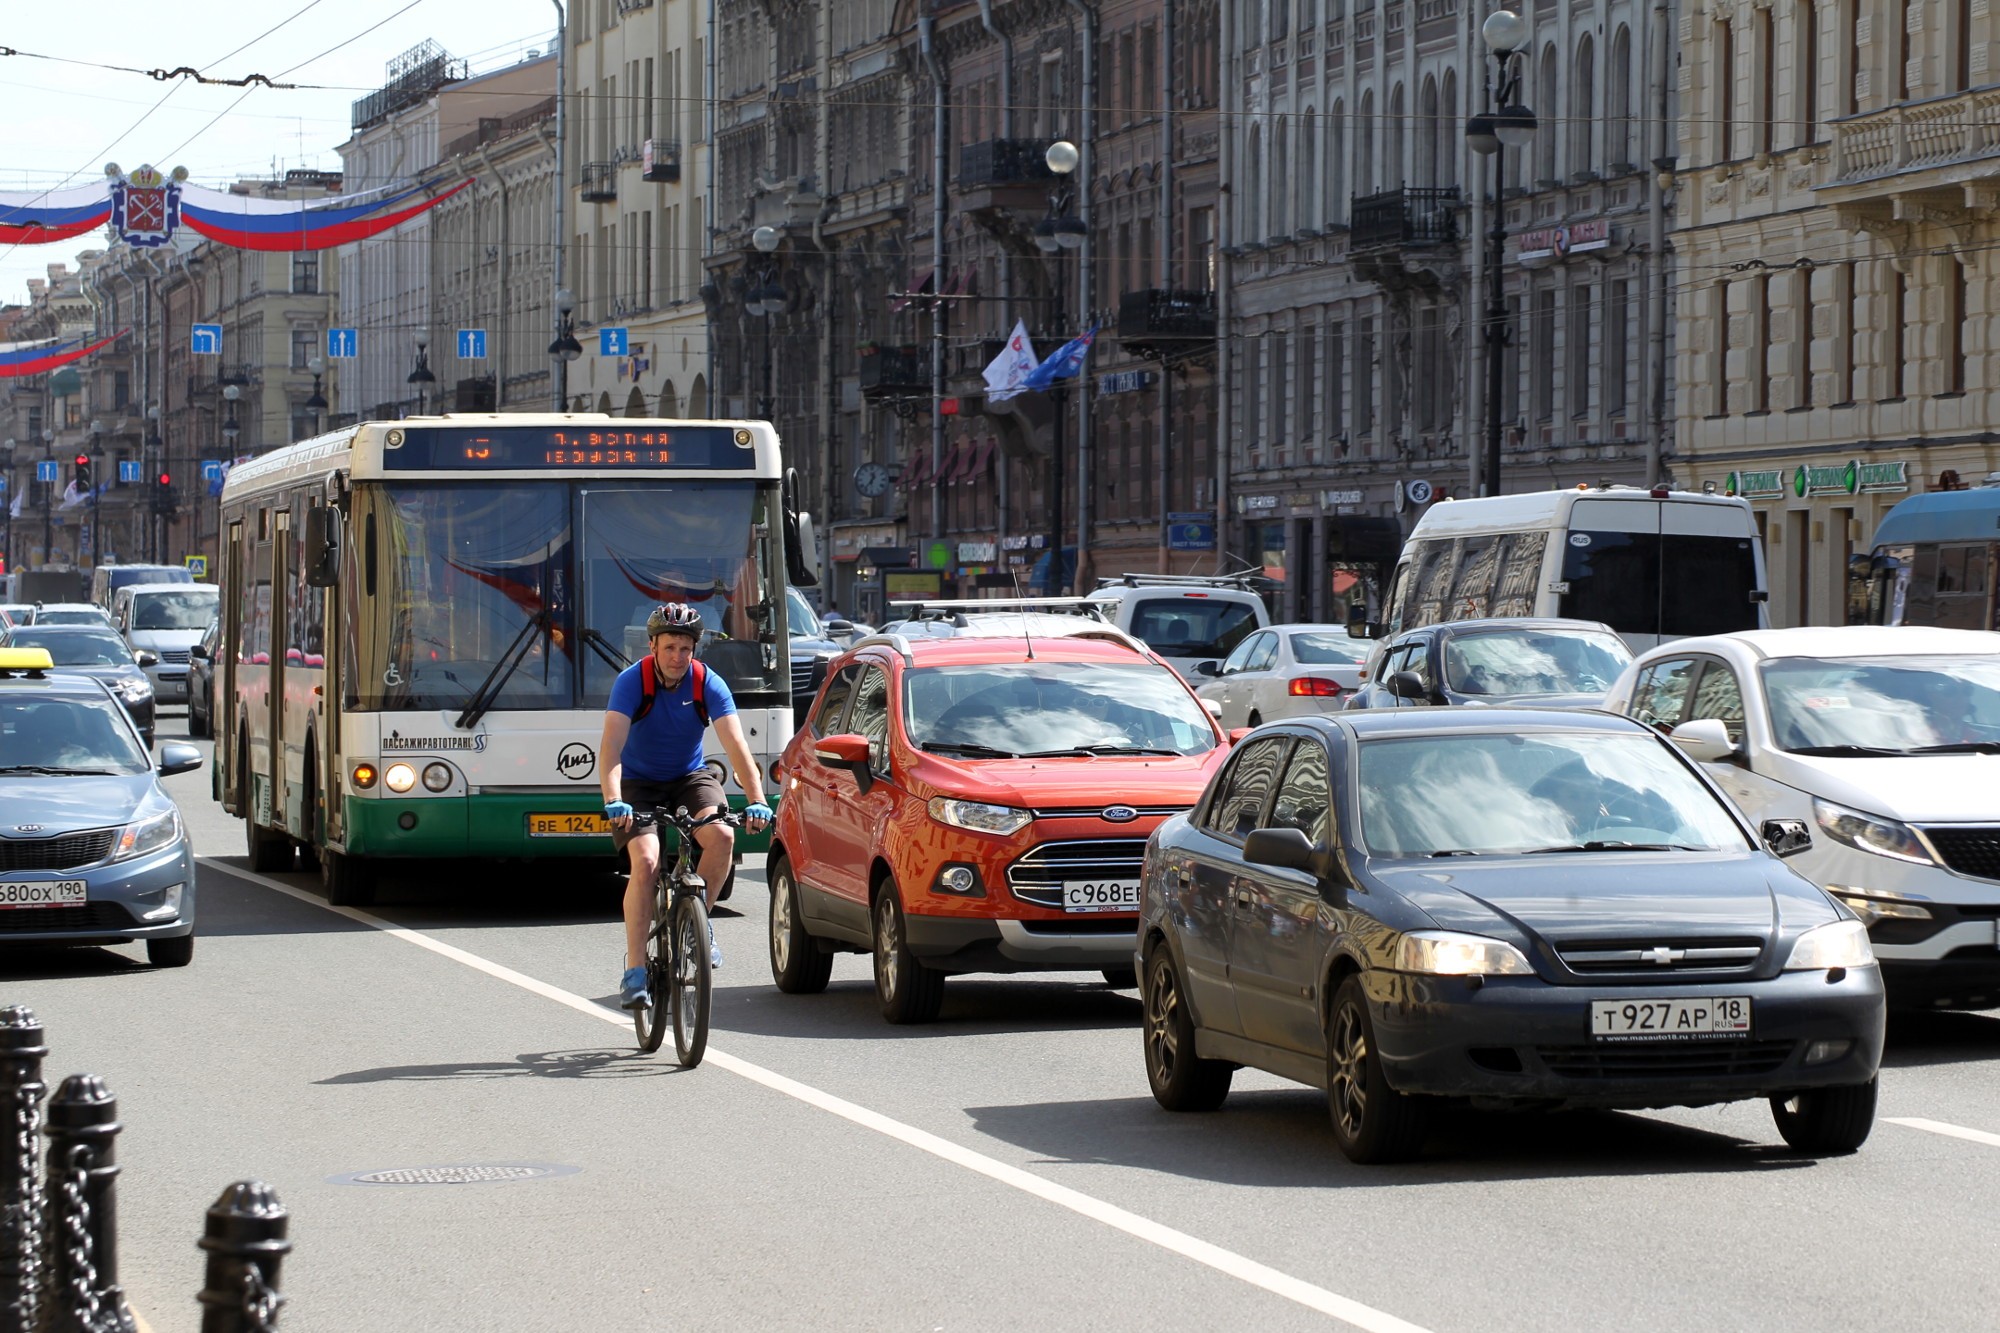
[[153, 470, 175, 515], [73, 453, 91, 489]]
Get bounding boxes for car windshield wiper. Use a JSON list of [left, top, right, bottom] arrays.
[[1019, 745, 1183, 758], [0, 765, 117, 776], [454, 609, 551, 731], [576, 627, 629, 672], [1903, 741, 2000, 755], [1520, 841, 1703, 854], [920, 742, 1020, 759], [1427, 849, 1481, 858], [1784, 743, 1909, 757]]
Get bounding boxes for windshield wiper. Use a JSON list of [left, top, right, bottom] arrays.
[[1785, 744, 1908, 757], [1903, 742, 2000, 755], [1428, 849, 1481, 858], [1019, 745, 1182, 758], [1521, 841, 1701, 854], [0, 765, 116, 776], [455, 609, 550, 731], [577, 627, 630, 673], [921, 742, 1020, 759]]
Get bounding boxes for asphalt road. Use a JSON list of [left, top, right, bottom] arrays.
[[7, 711, 2000, 1332]]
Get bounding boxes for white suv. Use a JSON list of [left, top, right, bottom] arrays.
[[1085, 575, 1268, 681]]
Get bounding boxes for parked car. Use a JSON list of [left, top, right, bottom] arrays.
[[111, 583, 219, 705], [1344, 618, 1633, 712], [1086, 574, 1268, 681], [186, 616, 221, 738], [25, 603, 113, 628], [1605, 625, 2000, 1010], [1193, 624, 1371, 726], [0, 647, 201, 966], [0, 625, 157, 746], [768, 630, 1230, 1022], [1137, 706, 1884, 1163]]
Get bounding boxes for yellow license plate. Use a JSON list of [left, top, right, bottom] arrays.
[[527, 812, 610, 837]]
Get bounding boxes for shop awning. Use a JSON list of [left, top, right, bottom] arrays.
[[951, 438, 995, 485], [888, 269, 935, 313]]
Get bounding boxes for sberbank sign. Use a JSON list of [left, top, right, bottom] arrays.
[[1724, 469, 1786, 499], [1726, 460, 1909, 500]]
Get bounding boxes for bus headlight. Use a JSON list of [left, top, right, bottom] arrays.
[[421, 762, 454, 792], [384, 763, 417, 793]]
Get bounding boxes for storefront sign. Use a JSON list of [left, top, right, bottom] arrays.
[[926, 540, 951, 569], [1097, 370, 1153, 396], [1320, 489, 1365, 507], [1790, 458, 1912, 498], [1856, 460, 1910, 493], [884, 570, 945, 598], [1002, 534, 1034, 551], [1516, 219, 1612, 262], [1723, 469, 1786, 500], [1166, 512, 1216, 551], [1239, 494, 1279, 513], [957, 541, 997, 562]]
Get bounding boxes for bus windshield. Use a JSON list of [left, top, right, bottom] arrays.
[[348, 479, 784, 712]]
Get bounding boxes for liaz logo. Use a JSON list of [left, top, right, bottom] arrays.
[[556, 743, 595, 781]]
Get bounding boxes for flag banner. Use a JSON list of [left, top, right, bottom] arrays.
[[0, 334, 121, 379], [983, 320, 1040, 402], [1020, 324, 1099, 394]]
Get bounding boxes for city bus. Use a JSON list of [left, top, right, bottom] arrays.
[[213, 414, 816, 905], [1860, 485, 2000, 630]]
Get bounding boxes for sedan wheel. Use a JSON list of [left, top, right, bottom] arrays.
[[1771, 1078, 1877, 1154], [1143, 949, 1231, 1111], [1325, 976, 1429, 1164], [872, 882, 944, 1024]]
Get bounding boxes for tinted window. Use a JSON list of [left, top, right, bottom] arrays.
[[811, 664, 861, 737], [847, 667, 892, 771], [1128, 597, 1260, 658], [1629, 657, 1699, 731], [1685, 661, 1746, 744], [1244, 633, 1279, 673], [1562, 531, 1760, 638], [1289, 633, 1368, 665], [1205, 735, 1290, 839], [1266, 740, 1331, 843]]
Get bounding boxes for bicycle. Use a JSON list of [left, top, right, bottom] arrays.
[[630, 806, 739, 1065]]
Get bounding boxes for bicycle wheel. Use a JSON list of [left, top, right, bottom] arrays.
[[670, 891, 713, 1068], [633, 881, 670, 1054]]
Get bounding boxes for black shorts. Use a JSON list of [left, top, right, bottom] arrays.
[[615, 764, 728, 851]]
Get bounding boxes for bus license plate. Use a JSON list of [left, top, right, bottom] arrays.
[[1063, 881, 1140, 913], [0, 881, 86, 909], [1590, 996, 1751, 1041], [527, 813, 609, 838]]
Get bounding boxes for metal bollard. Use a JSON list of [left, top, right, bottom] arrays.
[[196, 1182, 288, 1333], [0, 1007, 47, 1333], [42, 1075, 134, 1333]]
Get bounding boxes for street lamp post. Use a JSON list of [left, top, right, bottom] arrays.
[[87, 419, 105, 568], [304, 356, 328, 435], [407, 332, 437, 416], [548, 289, 582, 409], [1466, 8, 1537, 499], [747, 226, 786, 422], [1035, 140, 1083, 593], [40, 428, 54, 568], [144, 407, 162, 562]]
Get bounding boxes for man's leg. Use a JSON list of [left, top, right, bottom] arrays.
[[692, 807, 734, 910], [623, 831, 661, 971]]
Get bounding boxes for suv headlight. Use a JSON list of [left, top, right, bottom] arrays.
[[110, 805, 182, 863], [1784, 919, 1877, 970], [1393, 930, 1534, 976], [927, 797, 1032, 836], [1813, 798, 1934, 865]]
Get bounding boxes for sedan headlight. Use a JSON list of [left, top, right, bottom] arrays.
[[1813, 798, 1934, 865], [115, 677, 152, 699], [1784, 918, 1877, 970], [1393, 930, 1534, 976], [110, 806, 182, 863], [926, 797, 1032, 836]]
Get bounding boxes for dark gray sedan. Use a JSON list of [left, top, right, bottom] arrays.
[[1136, 708, 1885, 1163], [2, 624, 158, 746], [1344, 617, 1631, 712]]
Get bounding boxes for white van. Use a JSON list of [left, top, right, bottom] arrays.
[[1361, 485, 1769, 651], [112, 582, 220, 703], [1086, 574, 1268, 680], [90, 562, 193, 610]]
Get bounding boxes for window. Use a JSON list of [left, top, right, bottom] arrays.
[[1219, 634, 1263, 675], [1266, 740, 1331, 843], [1796, 1, 1818, 144], [1752, 274, 1772, 412], [289, 408, 317, 442], [291, 329, 314, 370], [1326, 321, 1345, 443], [811, 664, 861, 737], [1714, 281, 1732, 414], [1244, 633, 1280, 673], [1271, 330, 1289, 446], [1571, 36, 1595, 173], [1714, 20, 1734, 161], [1945, 257, 1968, 394], [1606, 281, 1630, 416], [1686, 661, 1746, 745], [1608, 27, 1633, 164], [1887, 264, 1908, 400], [291, 253, 319, 295], [847, 666, 891, 772], [1794, 268, 1815, 408], [1568, 284, 1592, 419], [1353, 316, 1374, 434], [1757, 8, 1775, 156], [1533, 287, 1557, 420], [1299, 324, 1320, 447], [1205, 735, 1291, 839], [1630, 658, 1700, 730]]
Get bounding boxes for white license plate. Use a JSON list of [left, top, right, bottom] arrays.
[[0, 881, 86, 910], [1590, 996, 1752, 1042], [1062, 880, 1140, 913]]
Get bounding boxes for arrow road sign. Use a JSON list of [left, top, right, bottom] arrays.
[[599, 327, 628, 357], [37, 461, 57, 482], [191, 323, 222, 355], [326, 328, 358, 359], [457, 329, 487, 359], [118, 460, 141, 483]]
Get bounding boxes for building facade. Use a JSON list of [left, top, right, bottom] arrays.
[[0, 264, 96, 575], [1674, 0, 2000, 627]]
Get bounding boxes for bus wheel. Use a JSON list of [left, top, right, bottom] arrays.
[[321, 849, 375, 908]]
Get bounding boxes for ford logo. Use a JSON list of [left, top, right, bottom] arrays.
[[1101, 805, 1138, 823]]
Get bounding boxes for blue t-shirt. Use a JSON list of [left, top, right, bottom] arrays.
[[606, 660, 737, 782]]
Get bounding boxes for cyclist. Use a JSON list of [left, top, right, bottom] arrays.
[[601, 602, 772, 1009]]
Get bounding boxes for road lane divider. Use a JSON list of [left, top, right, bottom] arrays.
[[1885, 1117, 2000, 1150], [218, 860, 1433, 1333]]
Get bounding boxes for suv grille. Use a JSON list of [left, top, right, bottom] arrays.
[[158, 650, 191, 666], [0, 903, 136, 934], [1921, 826, 2000, 882], [1555, 937, 1764, 979], [790, 656, 819, 698], [1031, 805, 1191, 820], [1537, 1040, 1794, 1080], [1007, 840, 1148, 907], [0, 831, 117, 872]]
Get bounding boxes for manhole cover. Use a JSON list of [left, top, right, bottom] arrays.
[[330, 1163, 579, 1186]]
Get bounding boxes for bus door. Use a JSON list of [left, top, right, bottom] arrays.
[[221, 520, 246, 813], [269, 509, 291, 835]]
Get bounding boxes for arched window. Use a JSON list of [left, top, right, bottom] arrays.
[[1387, 84, 1406, 188], [1418, 77, 1440, 187], [1571, 34, 1595, 176], [1299, 108, 1319, 231], [1439, 70, 1459, 188], [1608, 26, 1633, 165], [1714, 19, 1735, 161], [1328, 100, 1347, 224], [1795, 1, 1819, 142], [1246, 121, 1264, 241], [1357, 91, 1375, 194], [1271, 115, 1290, 238], [1536, 44, 1559, 184]]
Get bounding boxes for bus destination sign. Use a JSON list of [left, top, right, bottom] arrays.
[[380, 425, 758, 471]]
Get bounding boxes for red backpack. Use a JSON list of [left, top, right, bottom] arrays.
[[634, 658, 711, 727]]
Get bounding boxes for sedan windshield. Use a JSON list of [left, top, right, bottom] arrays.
[[1290, 633, 1369, 665], [3, 629, 132, 666], [1442, 629, 1632, 697], [903, 662, 1217, 756], [131, 590, 218, 630], [1764, 655, 2000, 753], [1358, 731, 1747, 857], [0, 696, 150, 773]]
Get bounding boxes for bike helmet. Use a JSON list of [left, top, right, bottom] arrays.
[[646, 602, 704, 641]]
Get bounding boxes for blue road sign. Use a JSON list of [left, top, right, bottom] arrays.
[[457, 329, 488, 360], [326, 328, 359, 359], [200, 460, 224, 482], [118, 460, 141, 483], [36, 460, 57, 483], [0, 476, 7, 494], [599, 327, 628, 357], [190, 323, 223, 356]]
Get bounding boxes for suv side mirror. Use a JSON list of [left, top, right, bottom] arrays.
[[1243, 826, 1316, 873], [1345, 606, 1380, 639], [813, 732, 875, 792], [188, 643, 210, 661], [1670, 717, 1742, 765], [134, 650, 160, 668], [1760, 818, 1812, 858], [1388, 670, 1429, 701]]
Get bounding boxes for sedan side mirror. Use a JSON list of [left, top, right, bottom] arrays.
[[1243, 826, 1317, 873], [1201, 698, 1223, 720], [813, 732, 875, 793], [1671, 717, 1742, 765], [1388, 670, 1429, 701], [157, 742, 204, 777], [1193, 659, 1220, 677], [1760, 818, 1812, 858], [134, 650, 160, 668]]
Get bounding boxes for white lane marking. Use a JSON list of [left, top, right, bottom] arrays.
[[222, 862, 1431, 1333], [1886, 1117, 2000, 1150]]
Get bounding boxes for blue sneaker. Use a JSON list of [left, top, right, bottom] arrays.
[[709, 924, 722, 971], [619, 965, 649, 1009]]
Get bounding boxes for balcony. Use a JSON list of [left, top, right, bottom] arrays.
[[957, 138, 1057, 189], [1347, 187, 1462, 291], [579, 161, 617, 203], [1821, 88, 2000, 237], [1116, 289, 1217, 363], [858, 345, 928, 401], [186, 364, 260, 398], [642, 139, 681, 183]]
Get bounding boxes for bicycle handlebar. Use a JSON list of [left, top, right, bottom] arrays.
[[634, 806, 744, 834]]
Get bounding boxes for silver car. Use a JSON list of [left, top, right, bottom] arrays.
[[1192, 625, 1371, 726]]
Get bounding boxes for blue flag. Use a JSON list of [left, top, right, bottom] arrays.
[[1020, 324, 1099, 393]]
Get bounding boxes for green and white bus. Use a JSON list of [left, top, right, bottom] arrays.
[[213, 415, 816, 904]]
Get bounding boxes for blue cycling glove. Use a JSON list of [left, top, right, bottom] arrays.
[[604, 801, 633, 821], [744, 803, 774, 823]]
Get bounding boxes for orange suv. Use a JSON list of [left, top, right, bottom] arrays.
[[767, 629, 1230, 1022]]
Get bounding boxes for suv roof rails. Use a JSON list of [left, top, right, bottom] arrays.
[[888, 597, 1111, 627], [849, 632, 915, 664], [1093, 572, 1265, 591]]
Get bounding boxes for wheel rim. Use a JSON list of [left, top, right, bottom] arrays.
[[876, 895, 899, 1004], [1328, 1001, 1370, 1140], [675, 910, 701, 1029], [771, 870, 793, 971], [1144, 961, 1180, 1081]]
